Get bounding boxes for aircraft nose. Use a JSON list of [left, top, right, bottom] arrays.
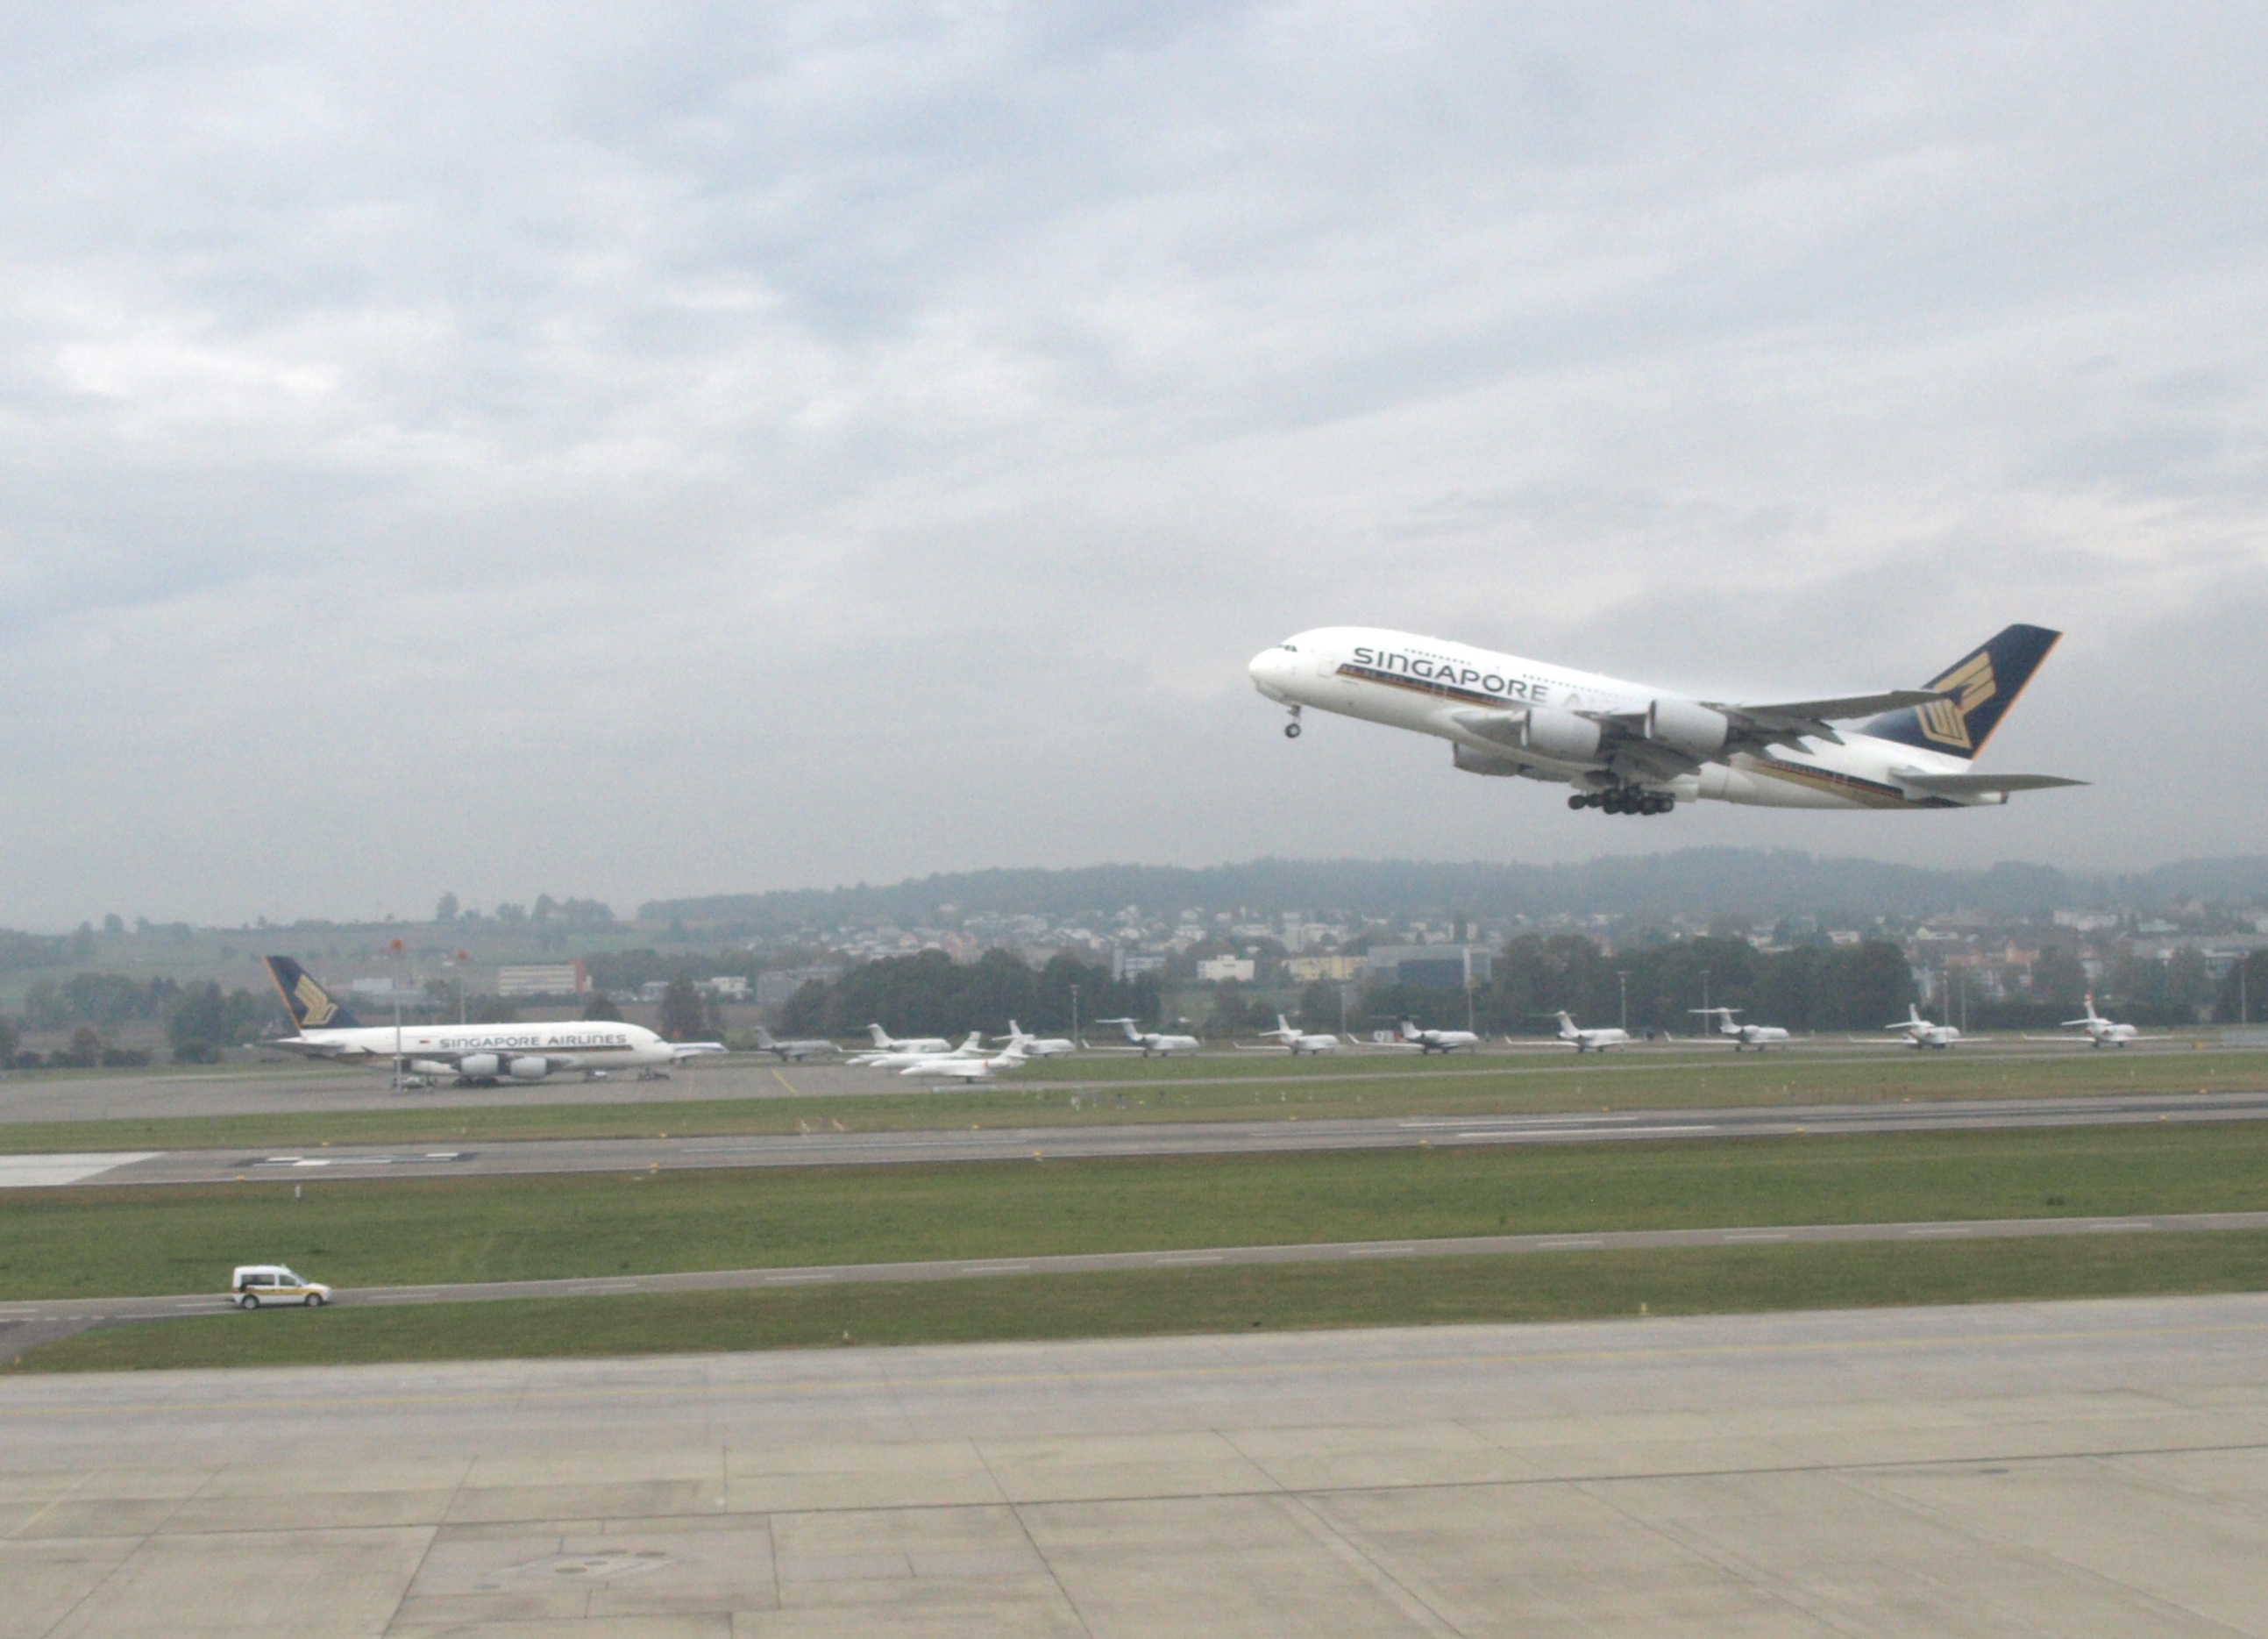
[[1248, 645, 1290, 700]]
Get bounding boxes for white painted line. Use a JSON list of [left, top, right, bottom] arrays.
[[423, 1152, 462, 1159], [1151, 1254, 1223, 1265], [0, 1152, 160, 1188], [1536, 1237, 1604, 1249], [766, 1273, 836, 1284], [2092, 1221, 2151, 1231], [1906, 1227, 1974, 1237], [1347, 1245, 1417, 1258], [959, 1264, 1033, 1275], [1722, 1232, 1790, 1243]]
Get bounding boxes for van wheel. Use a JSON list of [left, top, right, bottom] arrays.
[[239, 1293, 260, 1311], [305, 1293, 323, 1308]]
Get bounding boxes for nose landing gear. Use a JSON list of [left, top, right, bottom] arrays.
[[1283, 706, 1303, 739]]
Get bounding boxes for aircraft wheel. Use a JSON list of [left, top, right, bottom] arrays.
[[1283, 721, 1301, 738], [1568, 794, 1585, 810]]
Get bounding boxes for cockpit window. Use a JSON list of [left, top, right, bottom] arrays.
[[1279, 643, 1298, 652]]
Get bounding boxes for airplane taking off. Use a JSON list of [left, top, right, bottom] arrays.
[[2063, 994, 2139, 1046], [1097, 1018, 1204, 1057], [751, 1027, 837, 1062], [992, 1021, 1077, 1058], [1252, 1015, 1340, 1054], [1689, 1008, 1792, 1051], [1551, 1012, 1630, 1052], [260, 957, 723, 1084], [1248, 624, 2084, 816], [1887, 1005, 1961, 1049]]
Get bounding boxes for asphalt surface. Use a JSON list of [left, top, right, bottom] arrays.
[[8, 1296, 2267, 1635], [6, 1210, 2266, 1353], [30, 1086, 2268, 1188]]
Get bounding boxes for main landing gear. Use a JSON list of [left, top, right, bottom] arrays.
[[1569, 788, 1674, 816], [1283, 705, 1303, 739]]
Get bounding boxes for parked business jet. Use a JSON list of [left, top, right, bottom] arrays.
[[1389, 1020, 1482, 1054], [1886, 1005, 1961, 1049], [851, 1031, 990, 1070], [1689, 1008, 1792, 1051], [751, 1027, 838, 1062], [902, 1044, 1029, 1081], [1251, 1015, 1340, 1055], [866, 1023, 951, 1055], [1551, 1012, 1630, 1052], [260, 957, 723, 1084], [2062, 995, 2139, 1047], [992, 1021, 1077, 1058], [1097, 1018, 1204, 1057], [1249, 624, 2083, 816]]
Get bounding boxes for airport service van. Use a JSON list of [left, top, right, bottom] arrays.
[[231, 1265, 331, 1309]]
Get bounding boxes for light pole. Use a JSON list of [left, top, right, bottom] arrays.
[[1070, 983, 1080, 1045], [1617, 970, 1628, 1035]]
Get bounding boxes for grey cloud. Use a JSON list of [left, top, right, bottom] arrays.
[[1, 4, 2265, 923]]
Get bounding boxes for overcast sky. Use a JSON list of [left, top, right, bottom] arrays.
[[3, 4, 2264, 929]]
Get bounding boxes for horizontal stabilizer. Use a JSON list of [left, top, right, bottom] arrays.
[[1892, 769, 2088, 795]]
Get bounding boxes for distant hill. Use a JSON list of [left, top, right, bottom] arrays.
[[643, 851, 2268, 931]]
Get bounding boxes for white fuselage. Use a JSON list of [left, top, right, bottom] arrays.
[[1249, 626, 1980, 809], [285, 1020, 677, 1078]]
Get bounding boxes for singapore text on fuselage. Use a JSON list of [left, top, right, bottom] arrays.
[[1247, 624, 2082, 816]]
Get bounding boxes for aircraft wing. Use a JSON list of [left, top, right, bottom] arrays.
[[1890, 769, 2089, 795], [1701, 690, 1950, 748]]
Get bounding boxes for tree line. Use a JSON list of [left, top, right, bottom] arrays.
[[779, 950, 1162, 1040]]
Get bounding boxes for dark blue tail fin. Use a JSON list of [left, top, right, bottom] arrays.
[[264, 956, 362, 1030], [1860, 624, 2061, 759]]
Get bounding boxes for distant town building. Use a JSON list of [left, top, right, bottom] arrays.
[[346, 979, 429, 1010], [1284, 954, 1364, 983], [699, 975, 750, 1000], [1365, 944, 1494, 989], [1112, 951, 1169, 981], [1197, 956, 1256, 983], [497, 961, 587, 997]]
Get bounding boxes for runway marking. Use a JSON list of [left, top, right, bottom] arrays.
[[1722, 1232, 1790, 1243], [772, 1070, 797, 1094], [0, 1152, 159, 1188], [1347, 1245, 1417, 1258], [1906, 1226, 1974, 1237], [960, 1264, 1034, 1275], [1151, 1253, 1223, 1265]]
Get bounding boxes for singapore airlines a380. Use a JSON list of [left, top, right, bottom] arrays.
[[1248, 624, 2082, 816]]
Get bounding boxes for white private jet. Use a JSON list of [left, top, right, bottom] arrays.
[[260, 958, 723, 1085], [1097, 1018, 1204, 1057], [751, 1027, 838, 1062], [1886, 1005, 1961, 1049], [851, 1031, 990, 1070], [1689, 1008, 1793, 1051], [992, 1020, 1077, 1058], [865, 1023, 952, 1055], [2062, 994, 2140, 1047], [1249, 1015, 1340, 1055], [1388, 1020, 1482, 1054], [1248, 624, 2083, 816], [901, 1045, 1029, 1081], [1550, 1012, 1630, 1052]]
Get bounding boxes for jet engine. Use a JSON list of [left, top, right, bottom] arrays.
[[1646, 698, 1730, 757], [508, 1057, 552, 1081], [1517, 709, 1602, 763], [457, 1053, 499, 1080]]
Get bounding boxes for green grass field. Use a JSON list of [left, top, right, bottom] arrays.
[[8, 1122, 2268, 1301], [0, 1043, 2258, 1156], [20, 1231, 2268, 1373]]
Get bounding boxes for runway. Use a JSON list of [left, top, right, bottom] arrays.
[[4, 1294, 2265, 1635], [7, 1210, 2267, 1340], [37, 1087, 2268, 1188]]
